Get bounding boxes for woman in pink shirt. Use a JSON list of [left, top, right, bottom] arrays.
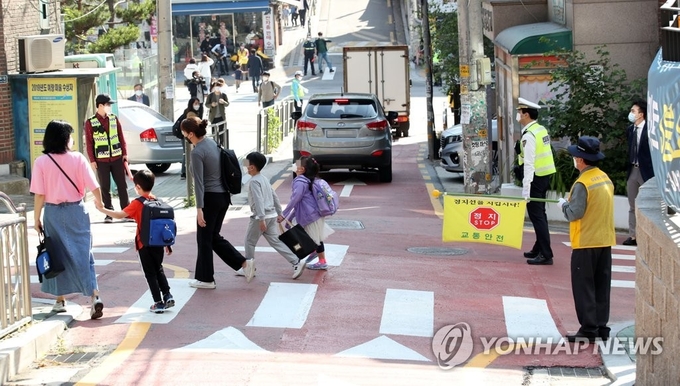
[[30, 120, 105, 319]]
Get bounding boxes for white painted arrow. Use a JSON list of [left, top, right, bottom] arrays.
[[335, 178, 367, 197]]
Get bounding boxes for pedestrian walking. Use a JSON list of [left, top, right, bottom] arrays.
[[236, 44, 250, 80], [299, 0, 309, 27], [128, 83, 150, 106], [516, 97, 556, 265], [280, 156, 333, 270], [302, 37, 316, 76], [282, 6, 290, 27], [31, 120, 106, 319], [623, 100, 653, 246], [84, 94, 130, 223], [258, 71, 280, 108], [243, 152, 308, 279], [205, 82, 230, 143], [97, 170, 176, 314], [233, 64, 243, 93], [315, 32, 334, 74], [180, 117, 255, 287], [247, 49, 264, 92], [198, 54, 214, 94], [557, 136, 615, 342], [291, 6, 299, 27], [291, 70, 307, 113]]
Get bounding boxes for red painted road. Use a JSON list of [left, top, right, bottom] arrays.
[[28, 142, 636, 384]]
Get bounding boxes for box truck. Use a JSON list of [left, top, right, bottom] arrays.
[[342, 45, 411, 137]]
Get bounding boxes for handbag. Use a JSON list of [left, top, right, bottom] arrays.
[[278, 219, 319, 259], [35, 233, 65, 282]]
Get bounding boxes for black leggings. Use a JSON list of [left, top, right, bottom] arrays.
[[316, 241, 325, 253]]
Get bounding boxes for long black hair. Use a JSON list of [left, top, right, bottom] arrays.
[[42, 120, 73, 154], [299, 156, 319, 191]]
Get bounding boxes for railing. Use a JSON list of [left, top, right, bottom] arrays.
[[0, 193, 32, 339], [257, 97, 297, 155]]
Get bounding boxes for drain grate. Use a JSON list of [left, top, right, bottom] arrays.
[[326, 219, 365, 230], [114, 239, 135, 246], [407, 247, 469, 256], [45, 351, 98, 364]]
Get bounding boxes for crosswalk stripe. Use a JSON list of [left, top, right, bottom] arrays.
[[114, 278, 194, 324], [173, 326, 268, 353], [379, 289, 434, 337], [613, 253, 635, 261], [335, 335, 430, 361], [611, 280, 635, 289], [246, 282, 317, 328], [321, 68, 337, 81], [503, 296, 564, 343], [235, 243, 348, 266], [612, 265, 635, 273]]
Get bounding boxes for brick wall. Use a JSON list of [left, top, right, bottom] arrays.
[[0, 0, 61, 163], [636, 180, 680, 385]]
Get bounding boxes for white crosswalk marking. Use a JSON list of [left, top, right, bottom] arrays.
[[114, 278, 195, 324], [612, 265, 635, 273], [613, 253, 636, 261], [246, 282, 317, 328], [173, 326, 269, 353], [235, 243, 348, 266], [503, 296, 564, 343], [335, 335, 430, 361], [379, 289, 434, 337], [561, 242, 636, 288], [611, 280, 635, 289]]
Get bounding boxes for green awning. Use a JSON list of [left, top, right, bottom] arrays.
[[495, 22, 572, 55]]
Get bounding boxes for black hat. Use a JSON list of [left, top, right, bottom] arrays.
[[95, 94, 116, 106], [568, 136, 605, 161], [262, 71, 270, 76]]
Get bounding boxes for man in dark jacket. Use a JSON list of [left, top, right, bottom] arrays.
[[247, 49, 264, 93], [127, 84, 150, 106], [623, 99, 654, 246], [302, 37, 316, 76]]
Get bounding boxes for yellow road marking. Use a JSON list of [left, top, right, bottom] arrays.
[[75, 322, 151, 385]]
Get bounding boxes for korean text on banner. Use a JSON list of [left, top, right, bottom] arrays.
[[442, 196, 527, 249]]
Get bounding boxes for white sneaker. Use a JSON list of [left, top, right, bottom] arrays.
[[189, 280, 216, 289], [292, 257, 307, 279], [235, 267, 256, 277], [52, 300, 67, 313], [90, 297, 104, 320], [244, 259, 256, 283]]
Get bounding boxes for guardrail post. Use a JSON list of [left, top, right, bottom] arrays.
[[257, 111, 263, 154]]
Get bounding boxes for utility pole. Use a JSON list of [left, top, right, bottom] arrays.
[[421, 0, 436, 161], [458, 0, 490, 194], [157, 0, 174, 121]]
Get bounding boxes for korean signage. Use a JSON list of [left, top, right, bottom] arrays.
[[27, 78, 79, 166], [263, 10, 275, 54]]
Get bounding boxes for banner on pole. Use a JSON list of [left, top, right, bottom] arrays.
[[442, 196, 527, 249]]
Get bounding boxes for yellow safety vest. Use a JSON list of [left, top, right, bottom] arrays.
[[90, 115, 123, 159], [518, 122, 556, 176], [568, 167, 616, 249]]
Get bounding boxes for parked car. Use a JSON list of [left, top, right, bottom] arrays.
[[292, 93, 398, 182], [440, 120, 498, 174], [116, 100, 183, 174]]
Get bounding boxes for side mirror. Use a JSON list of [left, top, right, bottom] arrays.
[[291, 111, 302, 121], [386, 111, 398, 121]]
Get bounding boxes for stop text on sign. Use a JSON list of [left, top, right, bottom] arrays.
[[469, 207, 499, 230]]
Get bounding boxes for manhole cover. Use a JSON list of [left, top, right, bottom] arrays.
[[326, 219, 364, 230], [407, 247, 469, 256]]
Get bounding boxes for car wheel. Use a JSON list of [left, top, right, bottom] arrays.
[[146, 163, 171, 174], [378, 163, 392, 183], [400, 121, 410, 137]]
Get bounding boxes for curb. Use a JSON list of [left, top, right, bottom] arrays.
[[601, 321, 636, 386]]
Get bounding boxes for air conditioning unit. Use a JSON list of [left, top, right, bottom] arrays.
[[18, 34, 66, 73]]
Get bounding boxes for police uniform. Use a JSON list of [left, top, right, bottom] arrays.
[[517, 97, 556, 265], [559, 136, 615, 342], [85, 94, 130, 215], [302, 39, 316, 76]]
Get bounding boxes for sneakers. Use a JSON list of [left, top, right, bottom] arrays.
[[306, 251, 318, 262], [90, 297, 104, 319], [189, 280, 216, 289], [292, 259, 306, 279], [244, 259, 256, 283], [52, 300, 67, 313], [163, 293, 175, 309], [307, 262, 328, 270], [150, 301, 165, 314], [329, 69, 335, 73], [104, 216, 113, 223], [235, 267, 256, 277]]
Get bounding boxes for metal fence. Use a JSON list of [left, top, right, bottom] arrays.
[[257, 96, 297, 155], [0, 193, 31, 339]]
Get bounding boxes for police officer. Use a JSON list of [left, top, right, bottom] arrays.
[[84, 94, 130, 223], [302, 37, 316, 76], [516, 97, 556, 265]]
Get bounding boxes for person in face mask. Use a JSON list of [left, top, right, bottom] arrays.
[[258, 71, 280, 108], [302, 37, 316, 76], [205, 83, 230, 146], [84, 94, 130, 223], [623, 100, 653, 246], [127, 84, 150, 106], [556, 136, 615, 343], [515, 97, 557, 266]]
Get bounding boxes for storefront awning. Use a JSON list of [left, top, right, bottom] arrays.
[[495, 22, 572, 55], [171, 0, 271, 16]]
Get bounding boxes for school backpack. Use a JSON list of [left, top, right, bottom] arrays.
[[136, 197, 176, 247], [217, 144, 242, 194], [172, 113, 185, 139], [312, 178, 339, 217]]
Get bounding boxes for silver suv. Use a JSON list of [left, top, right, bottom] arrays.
[[292, 93, 397, 182]]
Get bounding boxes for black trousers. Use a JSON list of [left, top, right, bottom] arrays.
[[527, 174, 553, 258], [571, 247, 612, 335], [138, 246, 170, 303], [304, 54, 315, 75], [96, 157, 129, 210], [195, 192, 245, 282]]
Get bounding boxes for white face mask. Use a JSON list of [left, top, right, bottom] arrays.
[[135, 90, 143, 96], [262, 76, 269, 82], [573, 157, 579, 169], [628, 112, 637, 123], [193, 104, 200, 110], [104, 105, 112, 115], [515, 112, 522, 123]]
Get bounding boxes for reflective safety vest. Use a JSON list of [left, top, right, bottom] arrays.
[[518, 122, 556, 176], [90, 115, 122, 159], [568, 167, 616, 248]]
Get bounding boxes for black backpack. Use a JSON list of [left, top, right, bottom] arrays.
[[172, 113, 186, 139], [136, 197, 176, 248], [217, 144, 242, 194]]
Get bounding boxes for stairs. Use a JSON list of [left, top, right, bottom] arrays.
[[0, 161, 29, 195]]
